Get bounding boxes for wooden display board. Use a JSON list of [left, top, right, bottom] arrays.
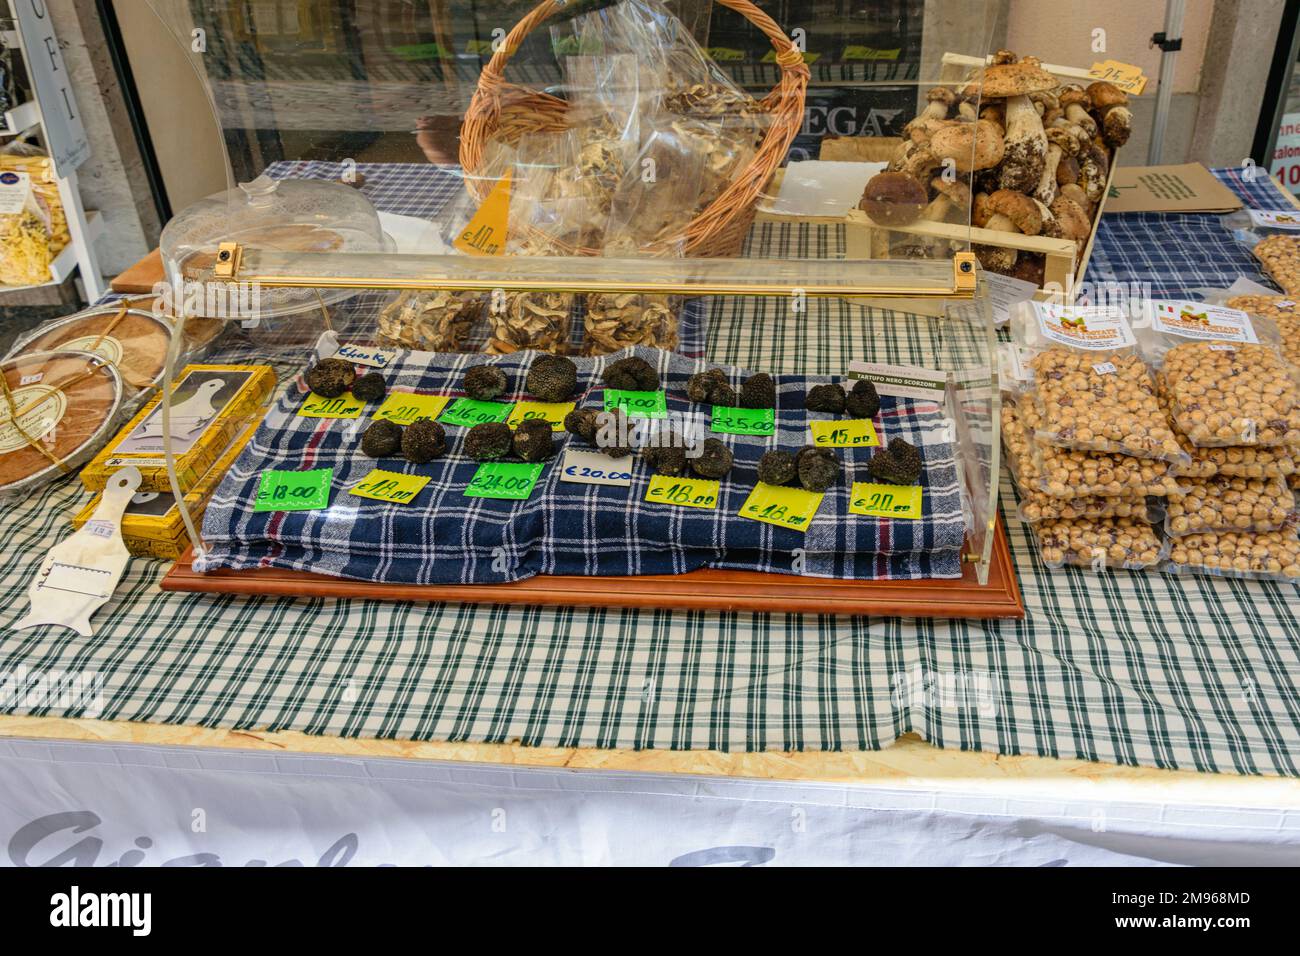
[[161, 516, 1023, 618]]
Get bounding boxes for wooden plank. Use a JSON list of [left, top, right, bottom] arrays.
[[162, 517, 1024, 619], [111, 248, 164, 294]]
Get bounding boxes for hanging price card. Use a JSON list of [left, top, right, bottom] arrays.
[[712, 405, 776, 436], [372, 392, 451, 425], [439, 398, 514, 428], [808, 418, 879, 448], [738, 482, 823, 532], [464, 461, 544, 500], [507, 400, 574, 431], [298, 393, 365, 419], [348, 469, 431, 504], [849, 482, 923, 519], [254, 468, 333, 512], [645, 474, 720, 509], [605, 389, 667, 419], [335, 343, 396, 368]]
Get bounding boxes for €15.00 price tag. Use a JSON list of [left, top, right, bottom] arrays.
[[738, 482, 823, 532], [808, 418, 879, 448], [372, 393, 450, 426], [464, 461, 544, 500], [604, 389, 667, 419], [507, 400, 575, 431], [712, 405, 775, 436], [645, 474, 719, 509], [440, 398, 514, 428], [849, 482, 922, 519], [298, 393, 365, 419], [254, 468, 333, 512], [348, 469, 431, 504]]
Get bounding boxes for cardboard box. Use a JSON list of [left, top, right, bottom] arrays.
[[1103, 163, 1242, 214]]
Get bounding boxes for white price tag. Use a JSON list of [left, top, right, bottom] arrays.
[[1092, 362, 1117, 375], [559, 448, 633, 487], [1149, 300, 1258, 343], [335, 343, 396, 368], [0, 172, 31, 214], [1032, 301, 1136, 350], [1248, 209, 1300, 230]]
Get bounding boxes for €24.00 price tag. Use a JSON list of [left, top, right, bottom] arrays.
[[738, 482, 823, 532], [507, 400, 575, 431], [440, 398, 514, 428], [298, 392, 365, 419], [464, 461, 544, 500], [712, 405, 775, 436], [348, 469, 431, 505], [808, 418, 879, 448], [604, 389, 667, 419], [372, 393, 450, 426], [254, 468, 333, 512], [849, 482, 922, 520], [645, 474, 719, 509]]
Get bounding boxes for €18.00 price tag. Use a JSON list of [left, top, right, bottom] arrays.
[[464, 461, 544, 500], [507, 400, 575, 431], [808, 418, 879, 448], [348, 469, 431, 504], [440, 398, 514, 428], [254, 468, 333, 512], [712, 405, 775, 436], [372, 393, 450, 426], [738, 482, 823, 532], [849, 482, 922, 520], [298, 393, 365, 419], [604, 389, 667, 419], [645, 474, 719, 509]]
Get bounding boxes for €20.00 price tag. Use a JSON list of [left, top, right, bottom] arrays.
[[808, 418, 879, 448], [712, 405, 775, 436], [254, 468, 333, 512], [372, 393, 451, 426], [738, 482, 823, 532], [464, 461, 544, 500], [644, 474, 719, 509], [348, 469, 431, 505], [849, 482, 922, 520], [298, 393, 365, 419], [559, 448, 633, 487]]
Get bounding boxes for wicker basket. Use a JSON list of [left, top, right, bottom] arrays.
[[458, 0, 808, 258]]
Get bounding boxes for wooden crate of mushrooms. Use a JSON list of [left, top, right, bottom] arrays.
[[847, 50, 1128, 299]]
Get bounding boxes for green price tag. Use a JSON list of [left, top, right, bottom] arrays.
[[464, 461, 544, 500], [738, 482, 823, 532], [809, 418, 880, 448], [254, 468, 333, 512], [439, 398, 514, 428], [644, 474, 719, 509], [711, 405, 776, 436], [605, 389, 667, 419], [298, 393, 364, 419], [372, 393, 450, 426], [849, 482, 923, 519], [348, 469, 431, 504]]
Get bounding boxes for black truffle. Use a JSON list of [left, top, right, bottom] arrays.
[[306, 358, 355, 398], [464, 421, 512, 461], [402, 419, 447, 464], [594, 410, 633, 457], [711, 383, 739, 408], [757, 450, 798, 486], [845, 379, 881, 420], [686, 368, 729, 403], [805, 383, 846, 414], [351, 372, 387, 403], [526, 355, 578, 402], [360, 419, 402, 459], [512, 418, 555, 462], [564, 407, 600, 444], [690, 437, 734, 479], [740, 372, 776, 409], [602, 356, 658, 391], [463, 364, 508, 402], [643, 444, 687, 476], [795, 445, 841, 492], [867, 438, 923, 485]]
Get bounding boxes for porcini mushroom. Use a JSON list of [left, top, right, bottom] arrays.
[[1034, 127, 1079, 205], [929, 118, 1006, 173], [1045, 196, 1091, 252], [919, 177, 972, 223], [1058, 86, 1098, 138], [965, 61, 1058, 193], [859, 171, 929, 226], [905, 87, 957, 139], [974, 188, 1045, 273], [1086, 81, 1132, 148], [1077, 142, 1109, 205]]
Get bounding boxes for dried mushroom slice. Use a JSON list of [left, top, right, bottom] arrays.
[[377, 290, 483, 352], [487, 292, 573, 355], [583, 293, 679, 355]]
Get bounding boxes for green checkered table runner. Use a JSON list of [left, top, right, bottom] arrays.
[[2, 217, 1298, 775]]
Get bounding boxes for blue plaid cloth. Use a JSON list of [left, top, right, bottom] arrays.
[[197, 345, 965, 583]]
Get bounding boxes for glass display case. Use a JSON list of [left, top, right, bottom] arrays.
[[136, 0, 1119, 599]]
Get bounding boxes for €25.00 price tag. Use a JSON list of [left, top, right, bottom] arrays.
[[254, 468, 333, 512], [604, 389, 667, 419], [559, 448, 633, 487], [712, 405, 775, 436], [464, 461, 544, 500], [440, 398, 514, 428], [645, 474, 719, 509], [348, 469, 431, 505], [738, 482, 823, 532], [808, 418, 879, 448], [372, 393, 450, 426], [507, 400, 575, 431], [298, 392, 365, 419], [849, 482, 923, 520]]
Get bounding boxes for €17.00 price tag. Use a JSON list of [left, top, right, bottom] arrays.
[[738, 482, 823, 532], [507, 400, 575, 431], [254, 468, 333, 512], [808, 418, 879, 448], [348, 469, 431, 505], [645, 474, 719, 509], [298, 392, 365, 419], [464, 461, 544, 500], [849, 482, 922, 520], [604, 389, 667, 419], [372, 393, 450, 426], [712, 405, 775, 436], [440, 398, 514, 428]]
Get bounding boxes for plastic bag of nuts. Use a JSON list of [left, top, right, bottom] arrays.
[[1251, 234, 1300, 297], [1167, 418, 1297, 480], [1158, 340, 1300, 447], [376, 290, 483, 352], [1164, 525, 1300, 582], [583, 292, 680, 355], [1225, 293, 1300, 367], [1164, 473, 1296, 536], [1032, 516, 1168, 571]]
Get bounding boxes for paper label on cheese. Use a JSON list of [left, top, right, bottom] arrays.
[[0, 385, 65, 453], [453, 170, 511, 255], [1149, 300, 1258, 343], [0, 172, 32, 215], [1032, 302, 1135, 350], [60, 334, 124, 366]]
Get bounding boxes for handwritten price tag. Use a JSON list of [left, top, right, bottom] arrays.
[[645, 474, 719, 509], [439, 398, 514, 428], [507, 400, 575, 431], [254, 468, 332, 512], [298, 393, 365, 419], [348, 469, 430, 505], [712, 405, 775, 436], [560, 448, 633, 487], [738, 482, 823, 532], [808, 418, 879, 448], [849, 482, 923, 520], [1087, 59, 1147, 95], [335, 343, 396, 368], [605, 389, 667, 419], [372, 393, 450, 426], [464, 461, 544, 500]]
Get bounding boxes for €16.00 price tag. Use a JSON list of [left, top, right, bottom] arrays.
[[372, 393, 450, 426], [464, 461, 544, 500], [712, 405, 775, 436], [604, 389, 667, 419], [348, 469, 431, 504], [849, 482, 922, 519], [440, 398, 514, 428], [738, 482, 823, 532], [507, 400, 575, 431], [298, 393, 365, 419], [254, 468, 333, 512], [808, 418, 879, 448], [645, 474, 719, 509], [559, 449, 633, 487]]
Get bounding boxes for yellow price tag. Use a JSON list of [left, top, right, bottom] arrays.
[[348, 469, 431, 505], [644, 474, 720, 510], [453, 170, 511, 255], [506, 400, 575, 431], [738, 482, 824, 532], [849, 482, 923, 520], [808, 418, 879, 448], [1087, 60, 1147, 95], [298, 392, 365, 419], [372, 392, 450, 426]]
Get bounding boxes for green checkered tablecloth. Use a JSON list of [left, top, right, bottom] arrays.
[[2, 194, 1299, 775]]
